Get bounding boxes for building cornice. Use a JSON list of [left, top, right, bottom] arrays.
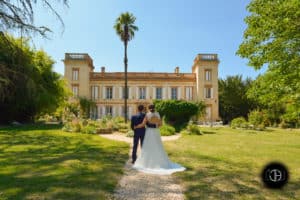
[[90, 72, 196, 82]]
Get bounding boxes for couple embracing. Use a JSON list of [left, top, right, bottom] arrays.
[[130, 104, 185, 175]]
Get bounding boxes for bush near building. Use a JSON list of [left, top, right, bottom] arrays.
[[154, 100, 205, 132]]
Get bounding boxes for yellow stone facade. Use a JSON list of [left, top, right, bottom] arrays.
[[63, 53, 219, 122]]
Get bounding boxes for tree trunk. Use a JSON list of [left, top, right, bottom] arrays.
[[124, 41, 128, 123]]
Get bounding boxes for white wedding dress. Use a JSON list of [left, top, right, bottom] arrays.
[[133, 112, 186, 175]]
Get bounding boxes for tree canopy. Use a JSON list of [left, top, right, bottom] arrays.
[[237, 0, 299, 71], [237, 0, 299, 95], [0, 34, 69, 124], [237, 0, 300, 127], [218, 75, 256, 124], [0, 0, 68, 37], [114, 12, 139, 44]]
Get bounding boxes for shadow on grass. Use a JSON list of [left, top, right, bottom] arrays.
[[0, 125, 129, 200], [0, 123, 63, 132], [237, 128, 275, 134], [174, 154, 299, 200], [202, 131, 217, 134]]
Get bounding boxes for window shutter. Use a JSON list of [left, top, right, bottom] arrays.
[[102, 86, 106, 99]]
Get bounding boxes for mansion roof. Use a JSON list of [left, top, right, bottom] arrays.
[[90, 72, 196, 82]]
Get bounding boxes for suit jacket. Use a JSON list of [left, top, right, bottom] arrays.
[[131, 112, 146, 135]]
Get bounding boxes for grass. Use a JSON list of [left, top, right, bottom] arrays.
[[0, 124, 129, 200], [1, 124, 299, 200], [164, 127, 300, 200]]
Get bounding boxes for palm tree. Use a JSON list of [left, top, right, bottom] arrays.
[[114, 12, 138, 123]]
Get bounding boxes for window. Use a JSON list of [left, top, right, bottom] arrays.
[[205, 87, 213, 99], [72, 85, 79, 96], [171, 87, 177, 99], [72, 69, 79, 81], [156, 87, 162, 99], [205, 70, 211, 81], [105, 106, 113, 116], [106, 87, 113, 99], [185, 87, 193, 100], [91, 86, 98, 100], [90, 106, 98, 119], [139, 87, 146, 99], [122, 87, 129, 99], [121, 106, 130, 118]]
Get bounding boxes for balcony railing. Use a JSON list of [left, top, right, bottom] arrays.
[[198, 54, 218, 61], [65, 53, 91, 60]]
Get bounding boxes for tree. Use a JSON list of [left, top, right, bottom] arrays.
[[78, 97, 96, 119], [237, 0, 300, 127], [237, 0, 299, 73], [218, 75, 256, 124], [154, 100, 205, 132], [247, 71, 299, 127], [114, 12, 138, 123], [0, 34, 68, 123], [0, 0, 68, 37]]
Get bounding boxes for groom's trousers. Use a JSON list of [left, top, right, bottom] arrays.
[[132, 131, 145, 162]]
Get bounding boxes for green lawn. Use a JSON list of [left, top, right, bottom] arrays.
[[0, 124, 129, 200], [1, 125, 299, 200], [165, 127, 300, 200]]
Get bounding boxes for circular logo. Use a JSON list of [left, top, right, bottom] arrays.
[[261, 162, 289, 189]]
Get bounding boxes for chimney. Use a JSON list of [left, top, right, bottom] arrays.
[[101, 66, 105, 73], [174, 66, 179, 74]]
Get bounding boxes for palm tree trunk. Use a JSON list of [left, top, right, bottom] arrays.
[[124, 41, 128, 123]]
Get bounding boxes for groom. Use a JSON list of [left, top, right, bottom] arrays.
[[130, 105, 146, 164]]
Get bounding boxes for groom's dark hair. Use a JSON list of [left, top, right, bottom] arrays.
[[137, 105, 144, 112]]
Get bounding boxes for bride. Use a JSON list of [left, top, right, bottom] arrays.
[[133, 104, 186, 175]]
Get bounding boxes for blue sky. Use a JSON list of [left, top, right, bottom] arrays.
[[31, 0, 266, 79]]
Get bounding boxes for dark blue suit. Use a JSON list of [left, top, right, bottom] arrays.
[[131, 112, 146, 162]]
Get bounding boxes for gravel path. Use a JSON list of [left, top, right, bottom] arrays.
[[99, 133, 185, 200]]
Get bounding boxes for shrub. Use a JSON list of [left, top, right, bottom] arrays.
[[62, 123, 72, 132], [248, 110, 266, 129], [159, 124, 176, 136], [279, 121, 290, 129], [118, 123, 130, 129], [180, 124, 202, 135], [126, 130, 134, 137], [87, 120, 98, 127], [118, 123, 130, 133], [230, 117, 248, 129], [179, 129, 190, 135], [105, 121, 114, 129], [81, 125, 96, 134], [186, 124, 202, 135], [154, 100, 205, 132], [71, 120, 81, 132], [113, 116, 125, 123], [119, 128, 129, 133], [62, 120, 82, 132]]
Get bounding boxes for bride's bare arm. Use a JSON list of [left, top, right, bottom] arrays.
[[156, 119, 162, 127], [156, 113, 162, 127], [134, 117, 147, 129]]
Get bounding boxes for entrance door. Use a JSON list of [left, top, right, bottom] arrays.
[[205, 106, 212, 121]]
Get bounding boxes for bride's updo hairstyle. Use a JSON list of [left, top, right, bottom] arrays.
[[148, 104, 155, 113]]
